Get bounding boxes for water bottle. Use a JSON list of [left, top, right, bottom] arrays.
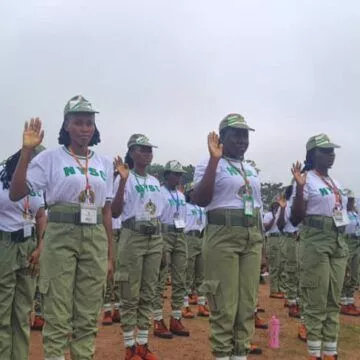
[[268, 315, 280, 349]]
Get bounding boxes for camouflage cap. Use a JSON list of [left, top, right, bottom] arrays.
[[127, 134, 158, 148], [219, 113, 255, 132], [64, 95, 99, 116], [306, 133, 340, 152], [184, 182, 195, 193], [164, 160, 187, 173]]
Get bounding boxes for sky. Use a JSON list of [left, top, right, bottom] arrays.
[[1, 0, 359, 194]]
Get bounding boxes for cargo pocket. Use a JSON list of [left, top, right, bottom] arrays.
[[38, 277, 50, 295], [300, 271, 320, 289], [116, 272, 131, 300], [199, 280, 223, 314]]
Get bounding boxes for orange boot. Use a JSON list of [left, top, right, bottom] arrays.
[[255, 313, 268, 329], [182, 307, 195, 319], [125, 345, 142, 360], [198, 304, 210, 317], [31, 315, 44, 331], [341, 303, 360, 316], [153, 319, 173, 339], [298, 323, 307, 342], [169, 317, 190, 336], [323, 356, 338, 360], [136, 344, 158, 360], [102, 310, 113, 326], [288, 304, 301, 318]]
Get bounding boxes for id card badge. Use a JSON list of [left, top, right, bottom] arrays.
[[23, 223, 33, 238], [80, 203, 97, 225], [243, 195, 254, 217], [135, 211, 151, 222], [333, 208, 350, 227], [173, 212, 185, 229]]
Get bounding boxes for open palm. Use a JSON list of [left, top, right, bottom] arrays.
[[208, 132, 223, 159], [23, 118, 44, 149], [114, 155, 130, 180], [291, 161, 307, 186]]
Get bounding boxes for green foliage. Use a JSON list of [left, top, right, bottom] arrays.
[[261, 182, 285, 211]]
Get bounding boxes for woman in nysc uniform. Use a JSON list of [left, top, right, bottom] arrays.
[[9, 95, 114, 360], [112, 134, 163, 360], [291, 134, 349, 360], [0, 146, 46, 359], [339, 190, 360, 316], [152, 160, 191, 340], [181, 182, 209, 319], [193, 113, 263, 360]]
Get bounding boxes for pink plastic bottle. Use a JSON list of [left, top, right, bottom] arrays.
[[268, 315, 280, 349]]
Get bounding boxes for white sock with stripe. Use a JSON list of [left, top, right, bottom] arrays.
[[323, 341, 337, 356], [123, 330, 135, 348], [198, 296, 206, 306], [172, 310, 182, 320], [183, 295, 189, 307], [136, 329, 149, 345], [153, 309, 163, 321], [103, 303, 112, 312], [307, 340, 321, 357]]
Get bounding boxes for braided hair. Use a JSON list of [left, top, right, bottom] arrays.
[[0, 150, 21, 189], [58, 114, 101, 146], [301, 148, 316, 173]]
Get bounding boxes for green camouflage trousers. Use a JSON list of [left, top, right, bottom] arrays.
[[185, 234, 204, 295], [0, 232, 36, 360], [116, 228, 163, 331], [284, 233, 300, 302], [300, 217, 348, 343], [268, 234, 288, 294], [201, 212, 263, 358], [104, 229, 121, 307], [341, 235, 360, 299], [153, 231, 187, 312], [39, 205, 108, 360]]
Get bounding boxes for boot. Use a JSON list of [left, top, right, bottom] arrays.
[[323, 356, 338, 360], [188, 294, 198, 305], [102, 310, 113, 326], [288, 304, 301, 318], [125, 345, 142, 360], [112, 309, 121, 323], [298, 323, 307, 342], [169, 317, 190, 336], [153, 319, 173, 339], [31, 315, 44, 331], [308, 357, 321, 360], [136, 344, 158, 360], [341, 303, 360, 316], [197, 305, 210, 317], [255, 313, 268, 329], [182, 307, 195, 319]]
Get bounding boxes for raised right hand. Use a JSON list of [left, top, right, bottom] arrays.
[[291, 161, 307, 187], [113, 155, 130, 181], [207, 132, 223, 159], [23, 118, 44, 150]]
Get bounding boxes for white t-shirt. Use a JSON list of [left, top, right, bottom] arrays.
[[159, 186, 187, 225], [303, 170, 348, 217], [185, 203, 206, 233], [26, 146, 113, 207], [264, 210, 281, 235], [194, 157, 262, 212], [345, 211, 359, 235], [112, 175, 122, 229], [283, 203, 299, 233], [0, 179, 44, 232], [121, 171, 163, 222]]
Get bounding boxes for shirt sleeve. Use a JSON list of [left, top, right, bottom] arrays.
[[26, 151, 49, 192], [193, 158, 207, 185]]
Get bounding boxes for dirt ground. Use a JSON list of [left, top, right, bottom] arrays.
[[29, 283, 360, 360]]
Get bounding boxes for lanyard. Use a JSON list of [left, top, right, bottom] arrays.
[[226, 159, 252, 194], [315, 171, 342, 207], [24, 196, 30, 217], [69, 147, 90, 193], [168, 188, 180, 212], [132, 171, 147, 199], [194, 205, 203, 223]]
